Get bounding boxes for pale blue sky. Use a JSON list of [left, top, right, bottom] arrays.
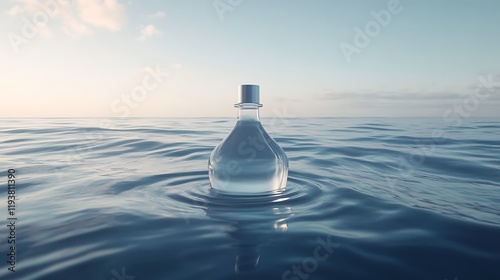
[[1, 0, 499, 117]]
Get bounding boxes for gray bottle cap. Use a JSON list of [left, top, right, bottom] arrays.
[[239, 84, 260, 104]]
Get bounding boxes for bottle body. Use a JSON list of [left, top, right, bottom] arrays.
[[209, 118, 288, 193], [208, 86, 288, 194]]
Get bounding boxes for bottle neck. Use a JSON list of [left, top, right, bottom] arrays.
[[235, 103, 261, 122]]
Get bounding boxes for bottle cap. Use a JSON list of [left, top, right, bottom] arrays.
[[239, 84, 260, 104]]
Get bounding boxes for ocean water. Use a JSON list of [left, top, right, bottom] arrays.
[[0, 117, 499, 280]]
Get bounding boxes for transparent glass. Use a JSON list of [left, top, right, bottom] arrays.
[[208, 103, 288, 193]]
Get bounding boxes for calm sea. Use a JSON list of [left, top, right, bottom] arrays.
[[0, 117, 499, 280]]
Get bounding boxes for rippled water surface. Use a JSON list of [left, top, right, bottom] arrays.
[[1, 117, 499, 280]]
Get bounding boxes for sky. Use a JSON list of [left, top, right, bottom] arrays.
[[1, 0, 499, 118]]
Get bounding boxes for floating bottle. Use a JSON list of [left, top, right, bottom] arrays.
[[208, 84, 288, 193]]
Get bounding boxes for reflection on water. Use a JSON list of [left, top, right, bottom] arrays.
[[205, 189, 293, 273]]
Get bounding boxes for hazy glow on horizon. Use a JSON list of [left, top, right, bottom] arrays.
[[1, 0, 499, 117]]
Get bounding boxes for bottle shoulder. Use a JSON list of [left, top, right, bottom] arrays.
[[210, 121, 287, 162]]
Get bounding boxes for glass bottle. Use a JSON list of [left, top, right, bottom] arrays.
[[208, 84, 288, 194]]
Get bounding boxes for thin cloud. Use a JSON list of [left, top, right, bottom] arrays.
[[6, 5, 22, 16], [317, 74, 500, 102], [59, 1, 92, 37], [36, 22, 52, 38], [5, 0, 40, 15], [314, 90, 500, 101], [148, 11, 166, 18], [77, 0, 126, 31], [136, 24, 161, 41], [5, 0, 127, 37], [273, 97, 302, 102]]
